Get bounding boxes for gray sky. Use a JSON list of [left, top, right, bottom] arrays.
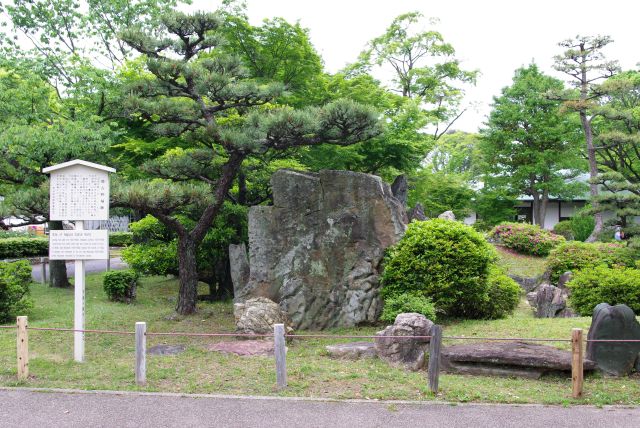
[[192, 0, 639, 132]]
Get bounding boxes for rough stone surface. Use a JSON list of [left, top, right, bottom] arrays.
[[148, 345, 186, 356], [325, 342, 377, 360], [408, 203, 427, 222], [374, 313, 433, 371], [510, 274, 542, 293], [557, 271, 573, 289], [208, 340, 275, 356], [586, 303, 640, 376], [530, 284, 576, 318], [229, 243, 251, 302], [391, 175, 408, 207], [441, 341, 596, 379], [238, 169, 407, 330], [234, 297, 293, 337], [438, 210, 456, 221]]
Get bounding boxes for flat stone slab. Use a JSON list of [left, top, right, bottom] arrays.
[[326, 342, 377, 360], [207, 340, 274, 356], [441, 341, 595, 379], [148, 345, 186, 356]]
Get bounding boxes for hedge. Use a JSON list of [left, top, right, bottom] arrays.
[[109, 232, 133, 247], [546, 241, 635, 283], [568, 266, 640, 315], [0, 238, 49, 259], [0, 260, 33, 322]]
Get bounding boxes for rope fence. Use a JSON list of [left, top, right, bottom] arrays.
[[4, 317, 639, 399]]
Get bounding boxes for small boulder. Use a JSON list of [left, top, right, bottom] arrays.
[[557, 271, 573, 289], [234, 297, 293, 338], [408, 203, 427, 222], [326, 342, 377, 360], [438, 210, 456, 221], [208, 340, 275, 357], [374, 313, 433, 371], [587, 303, 640, 376], [229, 243, 250, 302], [532, 284, 575, 318]]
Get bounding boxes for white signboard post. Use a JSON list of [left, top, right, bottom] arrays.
[[43, 160, 115, 362]]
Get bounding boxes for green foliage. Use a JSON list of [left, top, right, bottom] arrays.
[[489, 222, 565, 256], [103, 269, 139, 303], [0, 237, 48, 258], [570, 214, 595, 242], [0, 260, 33, 322], [568, 266, 640, 315], [109, 232, 132, 247], [122, 216, 178, 276], [472, 188, 518, 228], [553, 220, 574, 240], [408, 170, 474, 219], [473, 266, 521, 320], [0, 230, 39, 239], [546, 241, 635, 283], [381, 219, 507, 319], [380, 293, 436, 324]]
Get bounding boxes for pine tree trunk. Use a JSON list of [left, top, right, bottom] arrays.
[[48, 221, 70, 288], [581, 112, 604, 242], [175, 235, 199, 315]]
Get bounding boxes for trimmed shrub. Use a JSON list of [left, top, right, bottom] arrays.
[[380, 293, 437, 323], [570, 215, 595, 242], [546, 241, 635, 283], [0, 260, 33, 322], [381, 219, 500, 319], [103, 269, 139, 303], [472, 266, 521, 319], [489, 222, 565, 256], [553, 220, 574, 240], [108, 232, 133, 247], [567, 266, 640, 315], [0, 237, 49, 259]]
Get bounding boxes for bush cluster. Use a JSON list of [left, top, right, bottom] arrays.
[[552, 220, 574, 240], [379, 293, 437, 323], [0, 260, 33, 322], [381, 219, 520, 320], [568, 266, 640, 316], [109, 232, 133, 247], [472, 266, 522, 320], [489, 222, 565, 256], [103, 269, 139, 303], [553, 216, 595, 242], [546, 241, 635, 283], [0, 237, 49, 259]]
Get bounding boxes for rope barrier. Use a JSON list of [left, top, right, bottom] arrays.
[[0, 325, 16, 329], [586, 339, 640, 343], [442, 336, 572, 343], [146, 332, 274, 338], [284, 334, 433, 339], [27, 327, 134, 335]]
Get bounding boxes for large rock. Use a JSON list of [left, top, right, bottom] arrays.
[[438, 210, 456, 221], [326, 342, 377, 360], [390, 175, 408, 207], [530, 283, 575, 318], [234, 297, 293, 337], [374, 313, 433, 371], [441, 341, 596, 379], [237, 170, 407, 329], [229, 243, 250, 302], [586, 303, 640, 376]]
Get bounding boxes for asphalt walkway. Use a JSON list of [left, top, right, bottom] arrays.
[[31, 257, 126, 282], [0, 389, 638, 428]]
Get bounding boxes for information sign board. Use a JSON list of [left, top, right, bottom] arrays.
[[49, 230, 109, 260]]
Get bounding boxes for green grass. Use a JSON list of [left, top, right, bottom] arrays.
[[495, 245, 548, 278], [0, 274, 639, 405]]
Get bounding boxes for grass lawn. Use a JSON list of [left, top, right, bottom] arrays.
[[1, 273, 639, 405], [494, 245, 548, 278]]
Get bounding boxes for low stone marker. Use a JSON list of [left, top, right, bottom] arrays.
[[374, 313, 433, 371], [586, 303, 640, 376], [234, 297, 293, 338], [441, 341, 595, 379], [326, 342, 376, 360], [208, 340, 275, 357], [148, 345, 186, 356]]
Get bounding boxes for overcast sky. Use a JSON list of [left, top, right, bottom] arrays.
[[191, 0, 639, 132]]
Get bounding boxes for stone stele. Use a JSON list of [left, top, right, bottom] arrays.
[[235, 169, 407, 330], [586, 303, 640, 376]]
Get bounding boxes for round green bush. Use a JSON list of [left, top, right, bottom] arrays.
[[570, 215, 595, 242], [108, 232, 133, 247], [553, 220, 574, 240], [381, 219, 500, 319], [0, 260, 33, 322], [471, 266, 521, 319], [568, 266, 640, 315], [380, 293, 436, 323], [546, 241, 635, 283], [489, 222, 565, 256], [103, 269, 139, 303]]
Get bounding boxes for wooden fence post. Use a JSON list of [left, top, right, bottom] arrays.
[[17, 316, 28, 381], [274, 323, 287, 390], [135, 322, 146, 386], [571, 328, 584, 398], [40, 258, 46, 284], [428, 324, 442, 394]]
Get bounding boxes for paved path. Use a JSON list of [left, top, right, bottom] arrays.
[[0, 389, 638, 428], [31, 257, 127, 282]]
